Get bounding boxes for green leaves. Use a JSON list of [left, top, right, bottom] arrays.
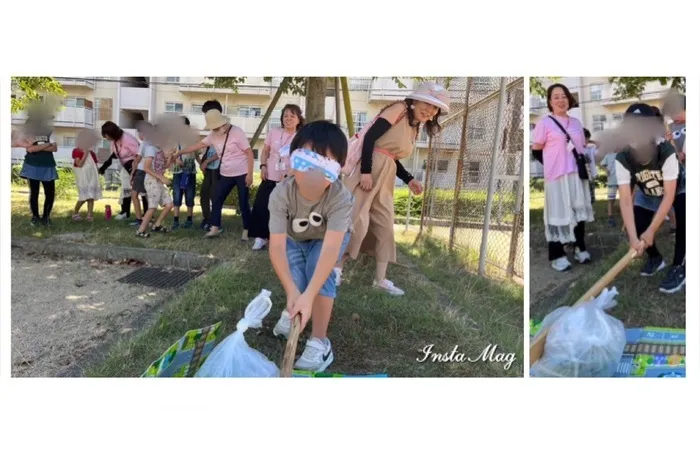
[[608, 77, 686, 99], [529, 77, 561, 97], [11, 77, 66, 114]]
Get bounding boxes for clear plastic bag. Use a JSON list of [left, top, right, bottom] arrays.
[[196, 289, 280, 378], [531, 288, 626, 378]]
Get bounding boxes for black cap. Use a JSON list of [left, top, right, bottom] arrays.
[[624, 103, 656, 118]]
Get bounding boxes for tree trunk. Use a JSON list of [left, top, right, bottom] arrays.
[[340, 77, 354, 136], [249, 77, 289, 148], [334, 77, 341, 126], [305, 77, 326, 122]]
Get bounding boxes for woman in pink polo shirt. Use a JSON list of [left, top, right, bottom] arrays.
[[531, 83, 594, 272], [174, 109, 255, 239], [249, 104, 305, 251], [98, 121, 148, 223]]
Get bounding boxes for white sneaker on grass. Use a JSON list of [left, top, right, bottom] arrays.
[[574, 248, 591, 264], [373, 279, 405, 296], [115, 213, 128, 221], [295, 337, 334, 372], [273, 310, 291, 338], [551, 256, 572, 272], [252, 238, 268, 251]]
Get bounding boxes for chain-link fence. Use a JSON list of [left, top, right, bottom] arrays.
[[414, 77, 524, 281]]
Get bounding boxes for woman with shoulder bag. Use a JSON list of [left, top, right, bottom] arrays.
[[531, 83, 594, 272]]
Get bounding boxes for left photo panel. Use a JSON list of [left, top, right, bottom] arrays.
[[9, 76, 525, 377]]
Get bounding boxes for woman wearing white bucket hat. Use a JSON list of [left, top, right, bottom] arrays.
[[174, 109, 255, 239], [337, 81, 449, 295]]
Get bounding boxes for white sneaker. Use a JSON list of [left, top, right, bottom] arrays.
[[574, 248, 591, 264], [252, 238, 268, 251], [241, 229, 249, 242], [115, 213, 128, 221], [373, 279, 405, 296], [294, 337, 334, 372], [551, 256, 572, 272], [333, 267, 343, 287], [273, 310, 291, 338]]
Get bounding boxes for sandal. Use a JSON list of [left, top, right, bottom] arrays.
[[152, 225, 169, 234], [72, 214, 82, 221], [136, 230, 150, 238]]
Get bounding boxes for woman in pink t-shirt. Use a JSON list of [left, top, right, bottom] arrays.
[[531, 83, 594, 272], [249, 104, 305, 251], [174, 110, 255, 239]]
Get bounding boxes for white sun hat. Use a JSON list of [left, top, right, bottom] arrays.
[[407, 82, 450, 113]]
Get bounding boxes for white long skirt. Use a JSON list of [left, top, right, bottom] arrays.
[[74, 157, 103, 202], [543, 172, 594, 243], [120, 167, 132, 200]]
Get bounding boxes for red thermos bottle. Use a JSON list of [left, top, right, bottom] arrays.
[[105, 205, 112, 221]]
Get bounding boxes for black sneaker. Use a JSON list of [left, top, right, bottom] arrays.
[[641, 256, 665, 277], [41, 217, 52, 227], [171, 221, 180, 231], [660, 265, 685, 294], [130, 219, 143, 227], [31, 217, 41, 227]]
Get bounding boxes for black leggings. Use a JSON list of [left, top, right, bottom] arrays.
[[120, 195, 149, 218], [634, 193, 686, 266], [548, 222, 587, 261], [248, 179, 278, 239], [28, 179, 56, 220]]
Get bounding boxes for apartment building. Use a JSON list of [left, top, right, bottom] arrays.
[[11, 76, 523, 188], [529, 76, 673, 178]]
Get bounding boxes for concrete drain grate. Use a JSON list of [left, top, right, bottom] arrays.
[[117, 267, 202, 289]]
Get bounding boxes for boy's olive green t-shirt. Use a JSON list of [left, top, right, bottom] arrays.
[[268, 176, 354, 242]]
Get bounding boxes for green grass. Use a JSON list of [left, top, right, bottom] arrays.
[[12, 186, 524, 377], [530, 188, 685, 328]]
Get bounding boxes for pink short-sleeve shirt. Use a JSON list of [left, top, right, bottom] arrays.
[[533, 114, 586, 182], [264, 127, 296, 182], [202, 125, 251, 177], [111, 132, 140, 165]]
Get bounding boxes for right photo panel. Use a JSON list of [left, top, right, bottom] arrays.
[[528, 76, 686, 378]]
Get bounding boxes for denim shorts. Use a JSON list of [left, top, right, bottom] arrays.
[[287, 232, 351, 299], [172, 172, 196, 207]]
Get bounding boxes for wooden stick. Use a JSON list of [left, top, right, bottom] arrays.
[[280, 315, 302, 377], [529, 248, 639, 367]]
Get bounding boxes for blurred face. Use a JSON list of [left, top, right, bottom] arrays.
[[293, 144, 340, 194], [672, 110, 685, 124], [283, 109, 300, 130], [212, 123, 229, 135], [549, 87, 570, 114], [413, 100, 439, 123]]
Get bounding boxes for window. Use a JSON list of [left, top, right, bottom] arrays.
[[238, 106, 262, 118], [353, 112, 368, 132], [437, 160, 449, 172], [165, 102, 184, 113], [468, 117, 486, 139], [467, 161, 480, 183], [191, 104, 203, 114], [63, 136, 76, 147], [64, 97, 76, 108], [166, 77, 180, 83], [592, 114, 607, 132], [590, 84, 603, 101], [95, 98, 113, 120], [612, 113, 623, 122]]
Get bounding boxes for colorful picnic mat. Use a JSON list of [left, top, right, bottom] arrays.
[[143, 323, 388, 378], [529, 321, 685, 378]]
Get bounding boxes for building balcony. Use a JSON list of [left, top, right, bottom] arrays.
[[120, 87, 151, 111], [368, 78, 415, 102], [58, 77, 96, 89], [186, 113, 269, 138], [11, 108, 95, 129], [178, 77, 276, 96]]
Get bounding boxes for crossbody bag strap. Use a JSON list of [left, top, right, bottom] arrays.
[[548, 115, 573, 143]]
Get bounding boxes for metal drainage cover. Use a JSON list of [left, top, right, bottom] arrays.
[[117, 267, 202, 289]]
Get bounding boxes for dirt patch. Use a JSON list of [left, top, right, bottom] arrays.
[[11, 248, 165, 377]]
